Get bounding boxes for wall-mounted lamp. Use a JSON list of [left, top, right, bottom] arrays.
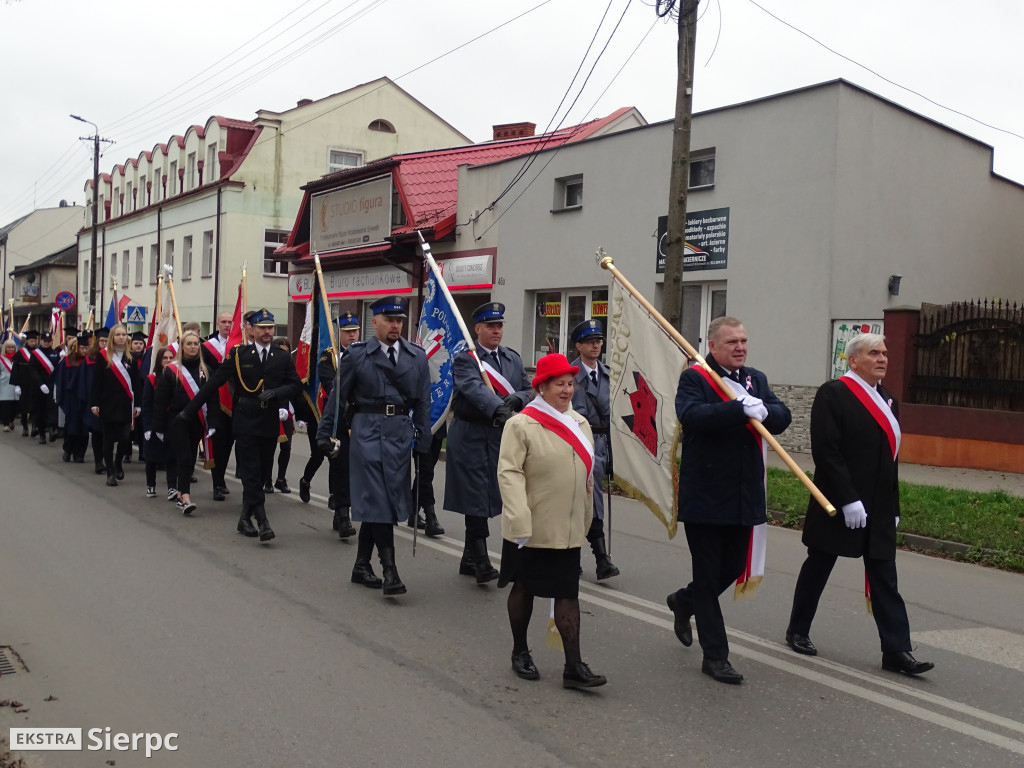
[[888, 274, 902, 296]]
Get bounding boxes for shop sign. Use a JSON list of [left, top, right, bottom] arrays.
[[311, 175, 392, 254]]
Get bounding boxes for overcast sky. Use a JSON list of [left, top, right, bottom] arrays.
[[2, 0, 1022, 225]]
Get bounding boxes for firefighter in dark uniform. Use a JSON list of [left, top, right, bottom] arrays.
[[317, 296, 431, 597], [444, 302, 533, 584], [569, 319, 620, 580], [180, 308, 302, 542], [37, 331, 63, 443]]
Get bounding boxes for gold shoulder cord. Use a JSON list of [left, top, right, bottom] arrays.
[[233, 345, 265, 394]]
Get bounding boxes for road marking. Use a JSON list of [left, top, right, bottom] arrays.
[[914, 628, 1024, 673]]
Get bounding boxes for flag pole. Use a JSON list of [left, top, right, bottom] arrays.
[[313, 254, 337, 355], [416, 231, 494, 393], [596, 248, 836, 516], [240, 262, 248, 318], [164, 265, 183, 341]]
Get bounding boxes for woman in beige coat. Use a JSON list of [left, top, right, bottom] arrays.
[[497, 353, 605, 689]]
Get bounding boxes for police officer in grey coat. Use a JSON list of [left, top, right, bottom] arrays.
[[444, 302, 532, 584], [569, 319, 620, 580], [318, 296, 431, 597]]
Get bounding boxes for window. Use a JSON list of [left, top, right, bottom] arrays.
[[187, 152, 196, 190], [149, 244, 159, 284], [688, 149, 715, 189], [139, 175, 146, 206], [531, 288, 608, 364], [41, 272, 49, 298], [135, 247, 143, 286], [202, 231, 214, 277], [126, 181, 133, 212], [182, 236, 193, 280], [368, 119, 396, 133], [165, 239, 175, 274], [553, 174, 583, 211], [263, 230, 289, 276], [391, 183, 407, 227], [83, 260, 90, 294], [327, 148, 362, 173], [122, 250, 129, 287], [206, 143, 217, 181], [169, 161, 177, 194], [110, 252, 118, 285]]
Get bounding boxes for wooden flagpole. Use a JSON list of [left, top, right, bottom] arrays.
[[164, 266, 183, 341], [313, 254, 337, 355], [597, 249, 835, 516], [241, 262, 248, 318]]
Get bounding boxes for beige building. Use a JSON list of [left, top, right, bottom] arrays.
[[76, 77, 470, 333]]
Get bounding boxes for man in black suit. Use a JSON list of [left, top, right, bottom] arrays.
[[665, 316, 791, 684], [181, 308, 301, 542], [785, 333, 934, 676]]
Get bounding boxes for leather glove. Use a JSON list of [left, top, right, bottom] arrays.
[[258, 389, 277, 404], [318, 437, 341, 460], [278, 408, 289, 422], [13, 386, 21, 398], [144, 431, 152, 441], [40, 384, 50, 394], [514, 537, 529, 549], [841, 500, 868, 529], [492, 404, 513, 426], [155, 432, 164, 442], [502, 393, 523, 411], [740, 394, 768, 422]]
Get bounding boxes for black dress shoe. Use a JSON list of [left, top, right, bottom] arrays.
[[702, 658, 744, 684], [258, 522, 276, 542], [115, 467, 125, 480], [237, 518, 258, 537], [73, 456, 85, 464], [48, 432, 57, 443], [299, 477, 311, 504], [106, 475, 118, 487], [666, 592, 693, 647], [213, 486, 225, 501], [62, 452, 71, 462], [563, 662, 607, 689], [274, 478, 291, 494], [38, 435, 47, 444], [351, 562, 383, 588], [882, 652, 934, 676], [263, 481, 274, 494], [511, 650, 540, 680], [786, 632, 818, 656], [219, 485, 230, 495]]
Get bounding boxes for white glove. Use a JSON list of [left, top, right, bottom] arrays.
[[144, 431, 152, 441], [155, 432, 164, 442], [740, 394, 768, 422], [895, 516, 900, 528], [514, 537, 529, 549], [134, 407, 141, 417], [842, 500, 868, 529], [14, 386, 21, 398], [40, 384, 50, 394], [278, 408, 288, 422], [206, 428, 216, 438]]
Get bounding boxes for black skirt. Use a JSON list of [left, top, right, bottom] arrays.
[[497, 540, 581, 599]]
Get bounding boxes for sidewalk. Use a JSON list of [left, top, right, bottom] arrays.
[[768, 450, 1024, 497]]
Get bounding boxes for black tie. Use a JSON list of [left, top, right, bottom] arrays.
[[388, 346, 396, 366], [590, 370, 598, 387], [260, 348, 267, 365], [490, 350, 501, 374]]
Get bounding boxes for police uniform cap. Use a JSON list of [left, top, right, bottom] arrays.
[[570, 319, 604, 345], [250, 308, 276, 326], [370, 296, 407, 318], [23, 329, 40, 340], [130, 331, 147, 342], [472, 302, 505, 324], [336, 311, 360, 330]]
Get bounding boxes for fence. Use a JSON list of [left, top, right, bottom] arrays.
[[911, 299, 1024, 412]]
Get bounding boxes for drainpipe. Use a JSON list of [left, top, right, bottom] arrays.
[[212, 186, 222, 320]]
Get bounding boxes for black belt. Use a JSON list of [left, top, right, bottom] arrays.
[[591, 426, 609, 435], [352, 403, 409, 416]]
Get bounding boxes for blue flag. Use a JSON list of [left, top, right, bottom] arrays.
[[104, 293, 118, 329], [417, 258, 473, 433], [296, 278, 334, 421]]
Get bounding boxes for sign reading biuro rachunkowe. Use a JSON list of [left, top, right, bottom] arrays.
[[311, 175, 392, 254], [656, 207, 730, 273]]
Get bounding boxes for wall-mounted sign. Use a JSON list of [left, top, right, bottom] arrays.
[[289, 264, 412, 299], [831, 320, 883, 379], [435, 253, 494, 289], [311, 175, 392, 254], [656, 207, 730, 273]]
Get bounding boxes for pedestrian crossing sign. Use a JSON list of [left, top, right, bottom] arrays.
[[126, 305, 147, 324]]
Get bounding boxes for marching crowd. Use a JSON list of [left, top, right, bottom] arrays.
[[1, 298, 934, 689]]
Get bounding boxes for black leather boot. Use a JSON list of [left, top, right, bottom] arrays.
[[252, 506, 275, 542], [423, 505, 444, 538], [459, 540, 475, 576], [471, 538, 499, 585], [590, 536, 620, 580], [105, 473, 118, 487], [332, 509, 340, 531], [351, 536, 382, 587], [115, 460, 125, 480], [336, 506, 356, 539], [379, 547, 406, 596]]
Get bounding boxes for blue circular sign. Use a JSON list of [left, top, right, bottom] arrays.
[[55, 291, 76, 311]]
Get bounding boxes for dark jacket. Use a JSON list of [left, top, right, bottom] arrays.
[[90, 349, 140, 425], [802, 378, 900, 560], [675, 356, 791, 526], [152, 356, 216, 434]]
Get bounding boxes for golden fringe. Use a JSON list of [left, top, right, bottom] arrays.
[[865, 595, 873, 616], [545, 619, 563, 651], [733, 575, 762, 600]]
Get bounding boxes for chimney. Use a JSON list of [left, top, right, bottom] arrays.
[[297, 98, 313, 108], [492, 122, 536, 141]]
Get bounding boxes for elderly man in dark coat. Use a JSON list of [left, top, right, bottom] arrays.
[[318, 296, 430, 597], [444, 302, 532, 584], [665, 316, 791, 684], [785, 333, 934, 676]]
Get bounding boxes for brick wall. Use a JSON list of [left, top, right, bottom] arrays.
[[770, 383, 818, 454]]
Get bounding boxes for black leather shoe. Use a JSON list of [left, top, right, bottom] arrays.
[[702, 659, 743, 684], [105, 474, 118, 487], [38, 434, 47, 444], [786, 632, 818, 656], [666, 593, 693, 647], [299, 477, 311, 504], [115, 467, 125, 480], [563, 662, 607, 689], [73, 456, 85, 463], [237, 518, 258, 537], [337, 512, 356, 540], [219, 485, 230, 495], [512, 650, 539, 680], [263, 481, 274, 494], [351, 561, 383, 588], [882, 652, 934, 676], [258, 521, 276, 542], [406, 512, 426, 530], [274, 478, 291, 494], [62, 452, 71, 462], [213, 486, 225, 501], [423, 506, 445, 538], [95, 464, 106, 475]]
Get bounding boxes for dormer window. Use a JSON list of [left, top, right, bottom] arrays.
[[368, 119, 396, 133]]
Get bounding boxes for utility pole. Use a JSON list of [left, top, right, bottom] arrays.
[[659, 1, 698, 332], [70, 114, 112, 317]]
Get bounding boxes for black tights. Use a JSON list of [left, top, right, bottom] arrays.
[[507, 581, 582, 666]]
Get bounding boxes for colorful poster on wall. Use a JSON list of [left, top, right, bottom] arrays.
[[656, 208, 730, 273], [831, 319, 883, 379]]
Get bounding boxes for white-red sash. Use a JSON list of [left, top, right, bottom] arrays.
[[31, 348, 55, 375], [101, 349, 134, 403], [521, 398, 594, 479], [19, 348, 30, 362], [203, 338, 233, 415], [147, 372, 157, 389], [0, 355, 12, 374], [839, 372, 901, 459], [168, 362, 215, 464], [691, 363, 768, 596], [470, 349, 515, 396]]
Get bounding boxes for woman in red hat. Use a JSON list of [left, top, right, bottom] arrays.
[[497, 353, 606, 689]]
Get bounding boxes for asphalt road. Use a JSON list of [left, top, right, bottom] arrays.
[[1, 433, 1022, 767]]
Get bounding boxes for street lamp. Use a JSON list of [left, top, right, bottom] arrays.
[[71, 114, 101, 317]]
